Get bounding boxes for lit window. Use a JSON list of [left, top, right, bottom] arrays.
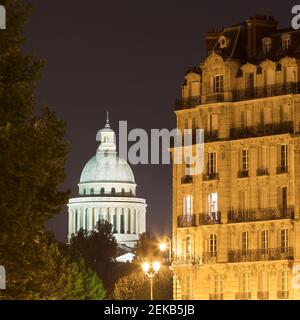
[[208, 152, 217, 174], [261, 230, 269, 252], [242, 273, 249, 293], [242, 231, 249, 254], [281, 229, 289, 252], [214, 274, 222, 294], [281, 270, 288, 292], [183, 195, 193, 216], [259, 271, 269, 292], [280, 145, 288, 169], [242, 149, 249, 171], [213, 75, 224, 93], [262, 37, 272, 54], [209, 234, 217, 257], [208, 192, 218, 213], [281, 33, 291, 51]]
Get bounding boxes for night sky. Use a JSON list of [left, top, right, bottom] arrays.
[[21, 0, 296, 242]]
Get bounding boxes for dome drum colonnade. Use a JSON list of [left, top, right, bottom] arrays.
[[67, 114, 147, 248]]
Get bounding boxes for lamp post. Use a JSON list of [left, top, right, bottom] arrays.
[[141, 261, 161, 300], [159, 236, 172, 264]]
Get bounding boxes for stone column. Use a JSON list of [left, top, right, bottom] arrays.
[[118, 208, 122, 233], [130, 208, 135, 234], [78, 208, 81, 231], [124, 208, 129, 234], [140, 207, 146, 234], [68, 209, 72, 239]]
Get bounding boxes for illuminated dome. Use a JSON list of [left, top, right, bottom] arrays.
[[68, 112, 147, 249], [80, 153, 135, 184]]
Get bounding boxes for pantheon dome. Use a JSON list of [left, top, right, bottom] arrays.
[[67, 114, 147, 248]]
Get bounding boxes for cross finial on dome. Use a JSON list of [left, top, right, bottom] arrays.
[[105, 110, 110, 128]]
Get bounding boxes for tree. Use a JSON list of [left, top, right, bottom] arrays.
[[134, 232, 162, 261], [0, 1, 106, 299], [114, 267, 173, 300], [68, 220, 118, 294]]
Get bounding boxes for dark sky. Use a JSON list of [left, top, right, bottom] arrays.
[[22, 0, 296, 242]]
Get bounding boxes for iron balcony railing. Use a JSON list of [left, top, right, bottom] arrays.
[[228, 207, 294, 223], [277, 165, 288, 174], [228, 247, 294, 263], [257, 291, 269, 300], [230, 121, 293, 140], [209, 293, 223, 300], [181, 175, 193, 184], [203, 172, 219, 181], [277, 291, 289, 299], [238, 169, 249, 178], [174, 82, 300, 110], [256, 168, 269, 176], [235, 292, 251, 300], [177, 214, 197, 227], [177, 212, 221, 227]]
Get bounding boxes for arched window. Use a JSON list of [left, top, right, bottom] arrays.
[[111, 187, 116, 194], [90, 188, 94, 195], [100, 188, 105, 195]]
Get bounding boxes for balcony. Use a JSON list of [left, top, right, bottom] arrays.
[[238, 169, 249, 178], [177, 214, 196, 227], [209, 293, 223, 300], [205, 130, 219, 142], [228, 247, 294, 263], [235, 292, 251, 300], [199, 211, 221, 225], [257, 291, 269, 300], [177, 212, 221, 227], [228, 207, 294, 223], [202, 252, 218, 264], [277, 291, 289, 299], [181, 175, 193, 184], [277, 165, 288, 174], [203, 172, 219, 181], [230, 121, 293, 140], [174, 82, 300, 110], [256, 168, 269, 176]]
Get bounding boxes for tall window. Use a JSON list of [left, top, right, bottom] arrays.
[[214, 274, 222, 294], [208, 113, 218, 131], [281, 229, 289, 252], [261, 230, 269, 253], [259, 271, 269, 293], [209, 234, 217, 257], [185, 236, 191, 258], [242, 231, 249, 255], [208, 152, 217, 174], [280, 145, 288, 170], [183, 195, 193, 216], [242, 149, 249, 172], [281, 271, 288, 292], [186, 276, 192, 296], [208, 192, 218, 213], [242, 273, 250, 293], [279, 186, 288, 212], [246, 73, 254, 91], [213, 75, 224, 93], [262, 38, 272, 54]]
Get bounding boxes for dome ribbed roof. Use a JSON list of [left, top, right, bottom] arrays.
[[80, 152, 135, 184]]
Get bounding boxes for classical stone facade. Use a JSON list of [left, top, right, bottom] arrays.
[[172, 15, 300, 299]]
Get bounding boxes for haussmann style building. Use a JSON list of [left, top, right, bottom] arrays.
[[68, 115, 147, 254], [172, 15, 300, 300]]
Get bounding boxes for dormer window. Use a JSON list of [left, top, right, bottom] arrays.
[[262, 37, 272, 54], [281, 33, 291, 51], [218, 35, 228, 49]]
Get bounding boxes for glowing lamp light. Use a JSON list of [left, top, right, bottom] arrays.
[[159, 242, 167, 252], [142, 262, 150, 273], [153, 261, 161, 273]]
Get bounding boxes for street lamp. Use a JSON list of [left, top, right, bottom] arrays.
[[141, 261, 161, 300], [159, 236, 172, 263]]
